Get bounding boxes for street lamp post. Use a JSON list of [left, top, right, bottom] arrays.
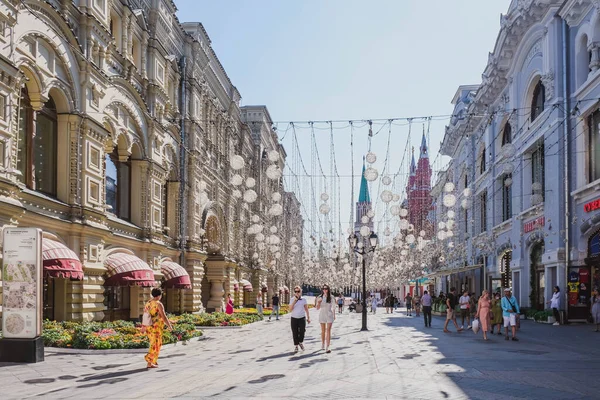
[[348, 231, 379, 331]]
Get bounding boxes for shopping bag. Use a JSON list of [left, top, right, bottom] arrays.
[[472, 318, 480, 334]]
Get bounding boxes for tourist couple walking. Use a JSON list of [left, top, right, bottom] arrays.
[[289, 285, 335, 353]]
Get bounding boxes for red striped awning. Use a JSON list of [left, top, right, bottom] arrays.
[[240, 279, 253, 292], [279, 285, 290, 294], [160, 260, 191, 289], [42, 239, 84, 280], [104, 253, 155, 287]]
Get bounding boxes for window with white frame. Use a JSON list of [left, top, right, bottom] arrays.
[[531, 143, 545, 202], [589, 109, 600, 183], [480, 190, 487, 233]]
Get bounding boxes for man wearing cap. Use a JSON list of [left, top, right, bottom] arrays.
[[501, 288, 520, 341]]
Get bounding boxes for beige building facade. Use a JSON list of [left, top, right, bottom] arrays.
[[0, 0, 302, 321]]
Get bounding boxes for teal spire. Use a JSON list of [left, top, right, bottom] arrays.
[[410, 147, 416, 175], [359, 159, 371, 203]]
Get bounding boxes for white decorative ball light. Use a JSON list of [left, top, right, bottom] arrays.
[[266, 165, 282, 180], [380, 190, 393, 203], [272, 192, 282, 202], [252, 215, 260, 223], [361, 215, 370, 224], [320, 193, 329, 202], [382, 176, 392, 186], [438, 221, 446, 230], [444, 182, 455, 193], [367, 210, 375, 218], [399, 219, 409, 230], [447, 210, 455, 219], [360, 225, 371, 236], [406, 234, 416, 244], [392, 194, 401, 202], [232, 189, 242, 199], [243, 189, 258, 203], [319, 203, 331, 215], [364, 167, 379, 182], [399, 208, 408, 217], [245, 177, 256, 188], [230, 155, 245, 170], [268, 150, 280, 162], [437, 231, 447, 240], [390, 205, 401, 216], [463, 188, 472, 197], [366, 152, 377, 164], [443, 194, 457, 207], [502, 162, 514, 175], [269, 204, 283, 216]]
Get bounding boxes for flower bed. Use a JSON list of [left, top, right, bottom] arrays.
[[42, 319, 201, 350], [169, 312, 262, 327], [234, 305, 290, 316]]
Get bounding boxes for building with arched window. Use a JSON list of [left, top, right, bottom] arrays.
[[0, 1, 301, 322]]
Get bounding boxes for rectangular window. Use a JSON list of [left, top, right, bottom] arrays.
[[0, 95, 6, 120], [531, 144, 545, 201], [17, 93, 30, 184], [502, 174, 512, 222], [35, 112, 57, 196], [0, 140, 5, 168], [589, 110, 600, 182], [480, 190, 487, 233]]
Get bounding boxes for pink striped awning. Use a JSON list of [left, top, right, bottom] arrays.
[[104, 253, 155, 287], [42, 239, 84, 280], [160, 260, 191, 289], [240, 279, 253, 292]]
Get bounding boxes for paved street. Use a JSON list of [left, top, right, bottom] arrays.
[[2, 309, 600, 399]]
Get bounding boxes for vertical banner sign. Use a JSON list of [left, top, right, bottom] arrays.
[[2, 228, 42, 338]]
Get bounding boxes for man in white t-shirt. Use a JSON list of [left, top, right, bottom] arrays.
[[459, 290, 471, 329]]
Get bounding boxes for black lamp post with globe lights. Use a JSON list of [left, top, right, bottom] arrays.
[[348, 231, 378, 331]]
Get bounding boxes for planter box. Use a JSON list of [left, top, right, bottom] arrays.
[[535, 316, 556, 324]]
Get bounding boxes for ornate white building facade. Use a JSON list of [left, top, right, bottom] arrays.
[[0, 0, 302, 321]]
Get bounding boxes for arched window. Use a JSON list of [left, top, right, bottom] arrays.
[[105, 146, 131, 220], [531, 81, 545, 121], [502, 174, 512, 222], [17, 87, 58, 197], [501, 122, 512, 146], [576, 34, 591, 87]]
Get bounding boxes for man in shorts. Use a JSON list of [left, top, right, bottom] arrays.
[[443, 287, 463, 333], [459, 290, 471, 329], [501, 288, 520, 341]]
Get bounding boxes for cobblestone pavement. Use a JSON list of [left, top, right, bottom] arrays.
[[2, 309, 600, 399]]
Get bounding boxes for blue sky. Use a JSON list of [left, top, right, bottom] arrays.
[[175, 0, 511, 246]]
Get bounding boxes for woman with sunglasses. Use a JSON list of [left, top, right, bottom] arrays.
[[290, 286, 310, 352], [317, 284, 335, 353]]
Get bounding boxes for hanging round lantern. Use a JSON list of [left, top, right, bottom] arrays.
[[272, 192, 282, 202], [401, 249, 408, 256], [255, 233, 265, 242], [444, 182, 455, 193], [390, 205, 401, 216], [399, 208, 408, 217], [531, 194, 543, 206], [232, 189, 242, 199], [360, 225, 371, 237], [266, 165, 282, 180], [364, 167, 379, 182], [269, 204, 283, 216], [406, 234, 416, 244], [382, 176, 392, 186], [447, 210, 456, 219], [252, 215, 260, 223], [501, 162, 514, 175], [419, 230, 426, 237], [448, 242, 454, 248], [392, 194, 401, 202], [446, 220, 455, 230], [381, 190, 393, 203], [319, 203, 331, 215], [366, 152, 377, 164], [439, 256, 446, 263], [438, 221, 446, 230], [443, 194, 457, 207], [504, 177, 513, 187], [463, 188, 472, 197], [230, 155, 245, 170], [446, 230, 454, 238], [246, 177, 256, 188], [461, 198, 472, 209], [408, 224, 414, 232], [270, 226, 278, 234], [258, 242, 266, 251], [291, 244, 299, 253], [367, 210, 375, 218], [243, 189, 258, 203], [320, 193, 329, 202], [361, 215, 369, 224], [399, 219, 409, 230], [501, 143, 516, 159], [437, 231, 447, 241], [268, 150, 280, 162], [532, 182, 542, 193]]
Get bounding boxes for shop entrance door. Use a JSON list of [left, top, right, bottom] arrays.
[[535, 270, 545, 311], [43, 277, 55, 321]]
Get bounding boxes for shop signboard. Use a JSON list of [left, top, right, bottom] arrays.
[[567, 266, 591, 320], [1, 228, 42, 339]]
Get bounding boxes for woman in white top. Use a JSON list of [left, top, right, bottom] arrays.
[[316, 284, 336, 353], [256, 293, 263, 318], [546, 286, 561, 326], [289, 286, 310, 352]]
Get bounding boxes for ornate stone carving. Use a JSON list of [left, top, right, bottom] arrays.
[[541, 69, 555, 100]]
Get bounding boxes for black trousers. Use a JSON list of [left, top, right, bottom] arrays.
[[552, 308, 560, 324], [423, 306, 432, 326], [291, 317, 306, 345]]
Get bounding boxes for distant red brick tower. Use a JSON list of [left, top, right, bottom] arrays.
[[406, 131, 432, 237]]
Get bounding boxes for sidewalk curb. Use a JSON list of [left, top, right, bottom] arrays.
[[45, 336, 208, 355]]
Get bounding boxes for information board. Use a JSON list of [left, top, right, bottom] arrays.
[[2, 228, 42, 338]]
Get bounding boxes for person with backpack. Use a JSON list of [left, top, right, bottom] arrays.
[[142, 288, 173, 369]]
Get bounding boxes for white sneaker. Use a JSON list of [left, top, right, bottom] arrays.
[[461, 326, 464, 329], [467, 325, 472, 329], [553, 322, 560, 326]]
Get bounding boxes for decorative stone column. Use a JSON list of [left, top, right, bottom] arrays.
[[205, 256, 227, 312], [266, 275, 275, 306], [185, 251, 207, 313]]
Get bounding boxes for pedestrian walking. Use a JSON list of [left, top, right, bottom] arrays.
[[501, 288, 520, 341], [475, 290, 491, 340], [546, 286, 561, 326], [142, 288, 173, 369], [591, 288, 600, 332], [421, 290, 432, 327], [290, 286, 310, 352], [225, 293, 234, 315], [405, 293, 412, 316], [337, 294, 344, 313], [443, 287, 463, 333], [413, 294, 421, 317], [269, 292, 280, 321], [459, 290, 471, 329], [256, 293, 263, 318], [490, 292, 503, 335], [317, 284, 336, 353], [371, 296, 378, 314]]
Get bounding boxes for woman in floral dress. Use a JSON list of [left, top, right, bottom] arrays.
[[490, 292, 503, 335], [144, 288, 173, 369]]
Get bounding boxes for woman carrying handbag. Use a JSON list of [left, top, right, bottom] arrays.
[[474, 290, 491, 341]]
